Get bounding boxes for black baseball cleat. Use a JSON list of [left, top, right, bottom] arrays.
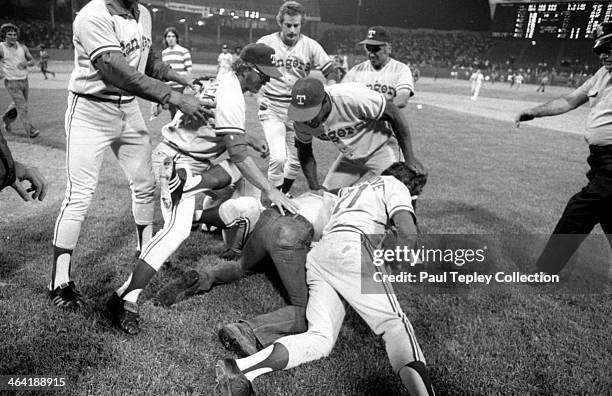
[[215, 358, 255, 396], [154, 269, 213, 307], [49, 281, 84, 310], [218, 322, 262, 357], [106, 293, 140, 335]]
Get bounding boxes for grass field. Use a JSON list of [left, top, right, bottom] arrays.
[[0, 63, 611, 395]]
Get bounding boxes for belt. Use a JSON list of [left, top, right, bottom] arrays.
[[589, 144, 612, 154], [73, 92, 135, 105]]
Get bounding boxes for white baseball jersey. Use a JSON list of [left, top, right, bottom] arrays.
[[217, 52, 233, 74], [293, 191, 338, 241], [162, 44, 192, 89], [323, 175, 414, 236], [514, 74, 524, 84], [257, 33, 333, 112], [295, 83, 392, 160], [470, 72, 484, 87], [68, 0, 152, 101], [161, 73, 245, 162], [343, 58, 414, 101]]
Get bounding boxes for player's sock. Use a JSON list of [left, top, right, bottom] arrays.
[[136, 223, 153, 252], [51, 246, 73, 290], [280, 178, 295, 193], [116, 259, 157, 304], [235, 343, 289, 381]]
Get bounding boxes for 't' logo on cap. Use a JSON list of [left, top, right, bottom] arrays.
[[367, 29, 376, 39], [296, 95, 306, 105]]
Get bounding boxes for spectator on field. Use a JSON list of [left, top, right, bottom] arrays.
[[39, 44, 55, 79], [161, 27, 193, 119]]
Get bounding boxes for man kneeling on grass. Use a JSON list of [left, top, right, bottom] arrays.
[[215, 162, 435, 396]]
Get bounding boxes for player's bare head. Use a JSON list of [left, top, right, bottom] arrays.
[[277, 1, 306, 46], [382, 162, 428, 197], [593, 22, 612, 69], [0, 23, 19, 41], [163, 27, 179, 47], [288, 77, 331, 127], [234, 43, 282, 93], [359, 26, 392, 69]]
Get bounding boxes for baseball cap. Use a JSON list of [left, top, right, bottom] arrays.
[[593, 22, 612, 54], [287, 77, 326, 122], [222, 44, 228, 49], [359, 26, 391, 45], [239, 43, 282, 78]]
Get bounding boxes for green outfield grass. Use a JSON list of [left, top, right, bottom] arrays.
[[0, 72, 610, 395]]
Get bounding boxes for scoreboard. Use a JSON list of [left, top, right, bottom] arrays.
[[492, 2, 612, 39]]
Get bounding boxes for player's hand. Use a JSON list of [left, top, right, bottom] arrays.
[[169, 91, 214, 123], [515, 110, 536, 127], [245, 134, 269, 158], [267, 188, 299, 216], [405, 157, 426, 177], [11, 162, 48, 202]]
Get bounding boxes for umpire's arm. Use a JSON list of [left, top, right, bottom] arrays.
[[380, 101, 425, 175], [515, 87, 588, 127]]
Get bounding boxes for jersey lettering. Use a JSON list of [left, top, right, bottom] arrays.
[[367, 83, 396, 98]]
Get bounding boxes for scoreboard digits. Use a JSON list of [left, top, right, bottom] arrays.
[[492, 2, 612, 39]]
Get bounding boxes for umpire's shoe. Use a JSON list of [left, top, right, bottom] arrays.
[[106, 293, 140, 335], [218, 322, 262, 357], [215, 358, 255, 396], [49, 281, 84, 309]]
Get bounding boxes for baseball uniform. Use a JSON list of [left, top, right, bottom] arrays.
[[470, 71, 484, 100], [343, 58, 414, 102], [256, 32, 333, 187], [217, 51, 234, 76], [294, 83, 400, 189]]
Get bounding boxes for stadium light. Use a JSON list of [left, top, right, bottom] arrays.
[[179, 18, 186, 23], [197, 20, 205, 26], [152, 7, 158, 12], [260, 17, 267, 21], [233, 15, 239, 19], [220, 8, 225, 14]]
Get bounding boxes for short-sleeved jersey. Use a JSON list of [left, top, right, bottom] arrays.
[[0, 42, 28, 80], [257, 33, 333, 112], [575, 66, 612, 146], [343, 58, 414, 101], [470, 72, 484, 86], [68, 0, 152, 101], [217, 52, 234, 75], [161, 72, 245, 162], [293, 191, 338, 242], [162, 44, 192, 89], [294, 83, 391, 160], [323, 175, 414, 236]]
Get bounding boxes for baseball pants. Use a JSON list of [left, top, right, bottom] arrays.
[[323, 140, 401, 190], [276, 231, 426, 374], [53, 93, 156, 250], [536, 145, 612, 274], [258, 109, 301, 187], [3, 78, 34, 133]]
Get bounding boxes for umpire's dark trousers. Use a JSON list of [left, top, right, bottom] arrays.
[[536, 144, 612, 274]]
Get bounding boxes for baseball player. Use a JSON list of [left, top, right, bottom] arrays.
[[0, 23, 39, 137], [38, 45, 56, 79], [470, 69, 484, 101], [1, 128, 48, 201], [217, 44, 234, 76], [256, 1, 337, 194], [288, 77, 424, 191], [106, 43, 298, 335], [50, 0, 208, 309], [215, 162, 435, 396], [343, 26, 414, 108]]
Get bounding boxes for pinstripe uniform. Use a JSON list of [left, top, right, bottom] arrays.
[[53, 0, 156, 255], [256, 32, 333, 187], [343, 58, 414, 101], [275, 175, 426, 373], [294, 83, 401, 189]]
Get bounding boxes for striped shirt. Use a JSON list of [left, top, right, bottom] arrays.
[[257, 32, 333, 113], [161, 73, 245, 162], [324, 175, 414, 236], [343, 58, 414, 101], [68, 0, 153, 102], [294, 83, 391, 160], [162, 44, 192, 89]]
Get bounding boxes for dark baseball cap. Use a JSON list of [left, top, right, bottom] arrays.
[[239, 43, 282, 78], [359, 26, 391, 45], [593, 22, 612, 54], [288, 77, 326, 122]]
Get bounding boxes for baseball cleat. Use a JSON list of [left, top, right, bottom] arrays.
[[106, 293, 140, 335], [218, 322, 261, 357], [159, 157, 186, 209], [29, 128, 40, 138], [219, 248, 242, 261], [154, 269, 213, 307], [49, 281, 84, 310], [215, 358, 254, 396]]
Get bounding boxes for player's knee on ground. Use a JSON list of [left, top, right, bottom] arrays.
[[218, 197, 262, 226]]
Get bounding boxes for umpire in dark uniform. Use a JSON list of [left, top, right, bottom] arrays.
[[515, 22, 612, 274]]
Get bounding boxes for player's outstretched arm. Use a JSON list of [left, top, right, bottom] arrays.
[[296, 139, 322, 190], [381, 101, 425, 175], [515, 89, 588, 127]]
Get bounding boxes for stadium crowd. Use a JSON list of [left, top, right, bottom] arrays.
[[0, 18, 72, 49]]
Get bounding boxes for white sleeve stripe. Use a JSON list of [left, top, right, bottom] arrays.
[[215, 127, 245, 134], [90, 45, 122, 61], [319, 60, 333, 72], [395, 84, 413, 90], [388, 206, 414, 218]]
